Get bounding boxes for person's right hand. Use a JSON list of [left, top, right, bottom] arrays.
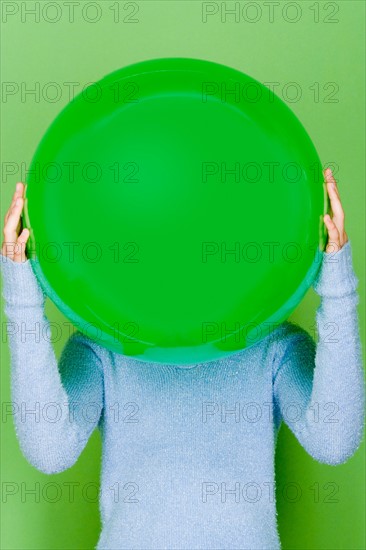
[[1, 182, 30, 262]]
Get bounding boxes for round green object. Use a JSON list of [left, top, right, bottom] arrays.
[[23, 58, 329, 365]]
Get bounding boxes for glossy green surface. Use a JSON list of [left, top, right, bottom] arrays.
[[23, 58, 328, 364]]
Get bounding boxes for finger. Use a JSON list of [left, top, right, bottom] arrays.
[[3, 196, 24, 241], [324, 168, 347, 245], [324, 168, 345, 225], [13, 227, 30, 263], [324, 168, 342, 207], [5, 182, 25, 224], [324, 214, 341, 253], [6, 182, 24, 214]]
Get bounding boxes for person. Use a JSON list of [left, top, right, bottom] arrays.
[[1, 169, 364, 550]]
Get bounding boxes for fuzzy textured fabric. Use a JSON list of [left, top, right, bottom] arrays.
[[1, 240, 365, 550]]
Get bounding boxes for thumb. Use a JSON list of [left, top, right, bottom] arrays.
[[13, 227, 30, 263]]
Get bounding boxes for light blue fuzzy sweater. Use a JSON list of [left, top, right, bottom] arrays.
[[1, 240, 365, 550]]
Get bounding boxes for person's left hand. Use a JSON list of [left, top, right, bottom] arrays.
[[323, 168, 348, 253]]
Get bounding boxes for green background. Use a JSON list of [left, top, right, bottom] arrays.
[[1, 1, 365, 548]]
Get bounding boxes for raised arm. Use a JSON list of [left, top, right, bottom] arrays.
[[1, 182, 105, 474], [272, 169, 365, 465]]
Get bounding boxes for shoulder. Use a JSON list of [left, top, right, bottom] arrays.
[[269, 320, 310, 343], [63, 329, 112, 373], [268, 321, 315, 379]]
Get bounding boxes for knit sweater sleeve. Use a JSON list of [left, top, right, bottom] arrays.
[[272, 240, 365, 465], [0, 253, 106, 475]]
